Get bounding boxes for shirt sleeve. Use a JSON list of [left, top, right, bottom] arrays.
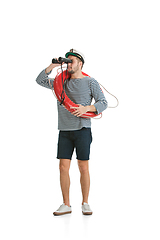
[[90, 78, 108, 114], [36, 69, 54, 89]]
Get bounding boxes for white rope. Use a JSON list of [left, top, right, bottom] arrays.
[[98, 83, 119, 108]]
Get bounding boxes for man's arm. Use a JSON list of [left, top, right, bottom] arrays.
[[90, 78, 108, 114], [36, 62, 62, 89]]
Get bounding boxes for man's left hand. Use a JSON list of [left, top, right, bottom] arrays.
[[70, 104, 88, 117]]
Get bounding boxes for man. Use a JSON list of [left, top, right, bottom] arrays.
[[36, 49, 107, 216]]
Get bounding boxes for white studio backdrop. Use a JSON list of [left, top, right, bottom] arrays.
[[0, 0, 160, 239]]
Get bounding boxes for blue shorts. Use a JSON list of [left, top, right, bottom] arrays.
[[57, 127, 93, 160]]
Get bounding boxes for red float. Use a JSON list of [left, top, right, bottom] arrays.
[[53, 70, 101, 118]]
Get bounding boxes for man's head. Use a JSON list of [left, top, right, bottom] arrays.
[[65, 49, 85, 74]]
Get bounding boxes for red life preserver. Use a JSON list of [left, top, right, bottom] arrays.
[[53, 69, 100, 118]]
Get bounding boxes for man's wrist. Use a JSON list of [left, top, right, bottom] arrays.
[[85, 105, 96, 113], [45, 63, 56, 74]]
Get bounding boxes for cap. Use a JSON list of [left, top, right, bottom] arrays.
[[65, 49, 85, 64]]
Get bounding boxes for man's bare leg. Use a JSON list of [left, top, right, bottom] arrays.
[[78, 160, 90, 204], [59, 159, 71, 207]]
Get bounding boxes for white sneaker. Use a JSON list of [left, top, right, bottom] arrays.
[[82, 202, 93, 215], [53, 204, 72, 216]]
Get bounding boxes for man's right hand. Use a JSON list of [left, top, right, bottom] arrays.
[[45, 59, 63, 74]]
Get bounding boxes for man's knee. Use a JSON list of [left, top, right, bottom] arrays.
[[78, 160, 89, 173], [59, 159, 71, 172]]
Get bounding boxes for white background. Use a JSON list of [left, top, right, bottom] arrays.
[[0, 0, 160, 239]]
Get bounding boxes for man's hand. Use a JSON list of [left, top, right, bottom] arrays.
[[70, 104, 96, 117], [45, 59, 64, 74], [70, 104, 88, 117]]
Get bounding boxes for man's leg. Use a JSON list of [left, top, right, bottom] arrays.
[[59, 159, 71, 207], [77, 160, 90, 204]]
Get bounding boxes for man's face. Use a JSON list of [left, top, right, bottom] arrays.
[[67, 56, 82, 74]]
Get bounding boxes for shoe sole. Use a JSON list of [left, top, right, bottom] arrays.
[[82, 211, 93, 215], [53, 211, 72, 216]]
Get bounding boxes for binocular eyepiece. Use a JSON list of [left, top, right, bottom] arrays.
[[52, 57, 72, 64]]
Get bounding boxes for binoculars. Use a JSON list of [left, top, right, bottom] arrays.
[[52, 57, 72, 64]]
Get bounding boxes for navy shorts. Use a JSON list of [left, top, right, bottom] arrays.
[[57, 127, 92, 160]]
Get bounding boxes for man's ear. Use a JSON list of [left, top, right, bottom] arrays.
[[79, 61, 83, 69]]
